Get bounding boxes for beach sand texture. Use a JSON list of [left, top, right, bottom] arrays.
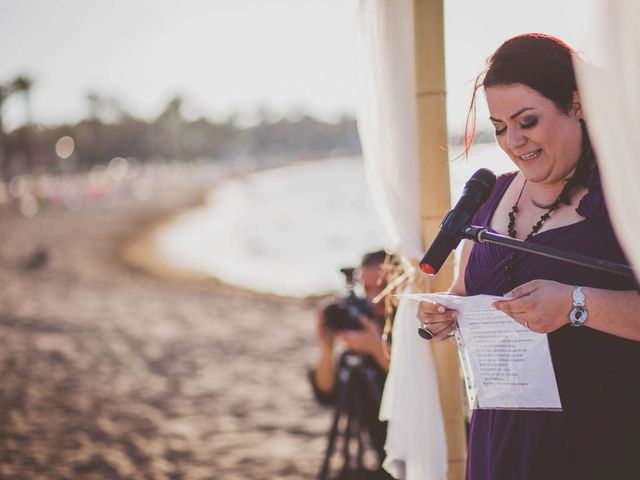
[[0, 177, 333, 479]]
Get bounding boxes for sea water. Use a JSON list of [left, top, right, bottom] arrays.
[[154, 144, 512, 297]]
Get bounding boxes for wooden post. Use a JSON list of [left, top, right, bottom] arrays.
[[413, 0, 467, 478]]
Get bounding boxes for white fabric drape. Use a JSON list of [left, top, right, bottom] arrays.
[[575, 0, 640, 280], [355, 1, 447, 479]]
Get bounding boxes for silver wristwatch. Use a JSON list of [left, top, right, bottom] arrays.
[[569, 286, 588, 327]]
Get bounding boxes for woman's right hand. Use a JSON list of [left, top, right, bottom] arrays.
[[416, 300, 458, 340]]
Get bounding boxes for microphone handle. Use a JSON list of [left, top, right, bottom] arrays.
[[419, 229, 459, 275]]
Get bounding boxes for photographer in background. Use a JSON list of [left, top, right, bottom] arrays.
[[310, 250, 395, 479]]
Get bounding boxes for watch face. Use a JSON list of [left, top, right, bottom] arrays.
[[570, 306, 588, 325]]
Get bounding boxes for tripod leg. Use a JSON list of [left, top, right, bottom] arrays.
[[362, 363, 388, 462], [318, 368, 352, 480], [355, 390, 365, 473], [339, 409, 354, 479], [318, 403, 342, 480]]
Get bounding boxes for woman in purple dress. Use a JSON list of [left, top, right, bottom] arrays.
[[417, 34, 640, 479]]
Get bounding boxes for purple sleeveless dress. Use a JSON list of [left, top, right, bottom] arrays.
[[464, 170, 640, 480]]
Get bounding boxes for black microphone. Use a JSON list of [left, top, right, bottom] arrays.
[[419, 168, 496, 276]]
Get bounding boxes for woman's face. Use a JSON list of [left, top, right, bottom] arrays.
[[485, 83, 583, 186]]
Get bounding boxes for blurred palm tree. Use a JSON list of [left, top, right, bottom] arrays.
[[0, 84, 11, 182], [156, 95, 184, 160], [12, 76, 33, 125], [13, 75, 35, 174], [0, 75, 35, 181]]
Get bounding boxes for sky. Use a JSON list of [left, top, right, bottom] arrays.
[[0, 0, 596, 132]]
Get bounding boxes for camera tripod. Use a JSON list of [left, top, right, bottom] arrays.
[[317, 351, 391, 480]]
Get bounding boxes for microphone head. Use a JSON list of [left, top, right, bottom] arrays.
[[419, 168, 496, 276], [463, 168, 497, 204]]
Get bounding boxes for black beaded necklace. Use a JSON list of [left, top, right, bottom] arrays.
[[504, 179, 562, 289]]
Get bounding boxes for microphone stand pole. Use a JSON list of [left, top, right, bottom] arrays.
[[461, 225, 635, 279]]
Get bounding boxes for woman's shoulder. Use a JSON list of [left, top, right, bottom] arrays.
[[488, 170, 518, 203], [472, 170, 518, 225], [496, 170, 518, 185], [576, 166, 608, 220]]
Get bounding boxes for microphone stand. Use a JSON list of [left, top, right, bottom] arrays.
[[417, 224, 636, 340], [461, 225, 635, 279]]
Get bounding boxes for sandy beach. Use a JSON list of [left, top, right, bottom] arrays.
[[0, 171, 333, 479]]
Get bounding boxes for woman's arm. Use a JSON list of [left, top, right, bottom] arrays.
[[312, 308, 337, 393], [450, 239, 473, 296], [493, 280, 640, 341], [416, 240, 474, 339]]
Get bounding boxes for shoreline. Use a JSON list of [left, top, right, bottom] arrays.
[[119, 161, 335, 306], [119, 186, 215, 283], [0, 162, 331, 478]]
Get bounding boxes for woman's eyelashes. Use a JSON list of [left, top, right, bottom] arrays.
[[493, 116, 539, 136], [520, 116, 539, 129]]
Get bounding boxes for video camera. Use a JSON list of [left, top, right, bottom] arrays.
[[323, 267, 375, 331]]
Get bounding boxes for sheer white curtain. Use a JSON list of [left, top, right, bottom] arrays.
[[575, 0, 640, 280], [355, 1, 447, 479]]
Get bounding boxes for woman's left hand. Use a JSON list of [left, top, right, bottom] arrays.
[[492, 279, 572, 333]]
